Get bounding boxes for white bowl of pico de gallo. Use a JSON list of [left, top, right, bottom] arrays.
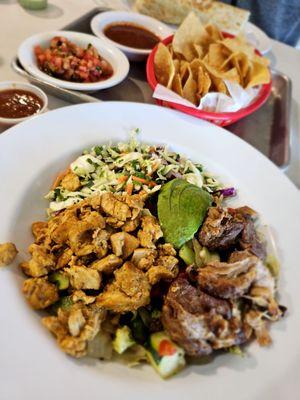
[[18, 31, 130, 91]]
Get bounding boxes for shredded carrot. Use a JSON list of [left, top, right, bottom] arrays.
[[118, 175, 129, 184], [126, 182, 133, 195], [148, 162, 159, 176], [51, 167, 70, 189], [132, 176, 157, 187]]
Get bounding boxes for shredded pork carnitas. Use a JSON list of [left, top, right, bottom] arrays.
[[162, 206, 284, 356]]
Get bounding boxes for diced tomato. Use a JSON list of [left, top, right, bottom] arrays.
[[78, 65, 87, 72], [53, 57, 62, 69], [37, 54, 46, 64], [45, 49, 52, 61], [158, 340, 177, 356], [35, 36, 112, 83], [79, 71, 89, 80], [34, 45, 43, 56]]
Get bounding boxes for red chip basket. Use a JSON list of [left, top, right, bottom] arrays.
[[146, 35, 272, 127]]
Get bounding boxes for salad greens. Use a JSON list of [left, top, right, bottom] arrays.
[[157, 179, 212, 249]]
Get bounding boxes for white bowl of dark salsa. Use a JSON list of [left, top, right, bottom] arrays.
[[0, 81, 48, 126], [91, 11, 174, 61]]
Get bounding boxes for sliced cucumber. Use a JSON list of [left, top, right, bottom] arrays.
[[49, 272, 69, 290], [179, 242, 195, 265], [49, 295, 73, 315], [146, 332, 185, 379]]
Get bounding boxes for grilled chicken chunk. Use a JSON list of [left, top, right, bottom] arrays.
[[23, 277, 59, 309], [60, 171, 81, 192], [42, 303, 106, 358], [0, 242, 18, 266], [137, 215, 163, 248], [97, 262, 151, 313]]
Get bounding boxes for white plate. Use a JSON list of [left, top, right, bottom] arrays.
[[91, 11, 173, 61], [245, 22, 272, 55], [0, 102, 299, 400], [18, 31, 130, 91]]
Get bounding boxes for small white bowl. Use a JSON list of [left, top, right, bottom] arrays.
[[90, 11, 174, 62], [18, 31, 130, 91], [0, 81, 48, 127]]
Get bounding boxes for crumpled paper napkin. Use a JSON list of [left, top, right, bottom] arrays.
[[153, 80, 261, 113]]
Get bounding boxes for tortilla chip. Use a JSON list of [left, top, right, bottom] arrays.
[[190, 58, 202, 81], [221, 37, 255, 60], [223, 67, 240, 84], [207, 43, 229, 68], [172, 73, 183, 96], [205, 24, 223, 41], [246, 61, 271, 88], [200, 60, 238, 83], [210, 75, 227, 94], [180, 60, 190, 83], [193, 43, 204, 58], [252, 53, 270, 67], [154, 43, 175, 88], [202, 71, 212, 96], [173, 59, 181, 74], [173, 12, 209, 61], [238, 54, 251, 77], [182, 66, 198, 104], [167, 43, 174, 58], [197, 65, 205, 96]]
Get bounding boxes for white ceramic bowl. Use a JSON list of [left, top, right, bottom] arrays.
[[18, 31, 130, 91], [90, 11, 174, 61], [0, 81, 48, 127]]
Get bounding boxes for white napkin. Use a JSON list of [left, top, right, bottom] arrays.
[[153, 80, 260, 113]]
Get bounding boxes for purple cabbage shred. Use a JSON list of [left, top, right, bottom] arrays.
[[215, 187, 237, 197]]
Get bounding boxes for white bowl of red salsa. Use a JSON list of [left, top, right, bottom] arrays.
[[18, 31, 130, 91], [0, 81, 48, 127], [91, 11, 174, 61]]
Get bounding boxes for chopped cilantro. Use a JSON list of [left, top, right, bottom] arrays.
[[94, 146, 103, 156], [134, 171, 146, 179], [131, 160, 140, 170], [85, 180, 94, 188]]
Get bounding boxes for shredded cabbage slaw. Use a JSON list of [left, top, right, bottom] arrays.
[[46, 130, 222, 214]]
